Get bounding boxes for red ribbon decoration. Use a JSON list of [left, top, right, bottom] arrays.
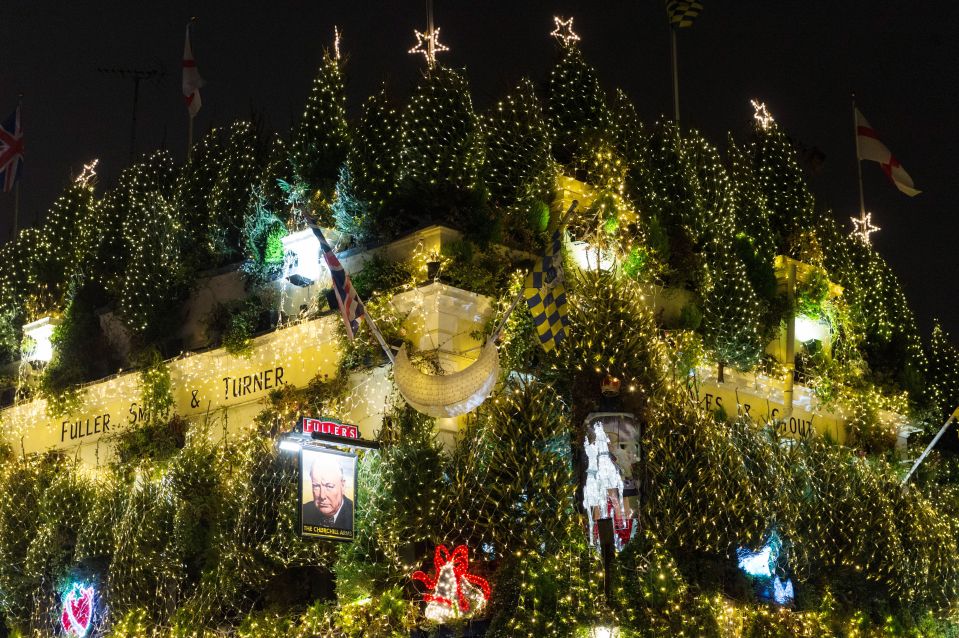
[[412, 544, 491, 613]]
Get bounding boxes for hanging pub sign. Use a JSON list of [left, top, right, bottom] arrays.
[[299, 446, 358, 542], [297, 416, 361, 441], [582, 412, 640, 552]]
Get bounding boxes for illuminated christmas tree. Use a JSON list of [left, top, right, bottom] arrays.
[[397, 65, 487, 235], [929, 322, 959, 420], [291, 50, 350, 199], [482, 78, 554, 246], [175, 127, 225, 265], [747, 107, 815, 255], [700, 249, 766, 381], [333, 86, 401, 243], [544, 43, 610, 166]]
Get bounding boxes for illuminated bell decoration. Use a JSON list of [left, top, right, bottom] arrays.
[[60, 582, 95, 637], [601, 374, 621, 396], [281, 228, 322, 286], [23, 315, 58, 363], [394, 342, 499, 418], [412, 544, 491, 623]]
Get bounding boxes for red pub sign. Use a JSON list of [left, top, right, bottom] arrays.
[[299, 417, 360, 441]]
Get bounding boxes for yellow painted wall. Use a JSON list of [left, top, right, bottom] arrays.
[[1, 317, 345, 466]]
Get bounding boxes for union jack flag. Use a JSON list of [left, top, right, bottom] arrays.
[[306, 217, 366, 339], [0, 106, 23, 193]]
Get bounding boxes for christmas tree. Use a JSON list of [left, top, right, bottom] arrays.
[[333, 86, 401, 244], [747, 109, 815, 254], [290, 50, 350, 202], [397, 65, 487, 235], [481, 78, 554, 247], [929, 323, 959, 420], [544, 43, 610, 166], [700, 249, 766, 382]]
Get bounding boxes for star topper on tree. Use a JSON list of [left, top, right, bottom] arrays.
[[409, 27, 449, 68], [851, 211, 880, 244], [751, 99, 775, 130], [551, 16, 581, 48]]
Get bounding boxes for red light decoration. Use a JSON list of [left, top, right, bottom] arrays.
[[60, 583, 95, 637], [412, 544, 491, 622]]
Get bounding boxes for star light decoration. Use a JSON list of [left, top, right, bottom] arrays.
[[851, 212, 880, 244], [751, 99, 775, 130], [75, 159, 99, 185], [333, 26, 341, 60], [551, 16, 581, 48], [409, 27, 448, 68]]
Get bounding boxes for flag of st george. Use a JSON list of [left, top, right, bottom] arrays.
[[856, 108, 920, 197], [182, 23, 204, 118], [0, 106, 23, 193]]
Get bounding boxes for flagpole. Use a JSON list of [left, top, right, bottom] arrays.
[[852, 92, 867, 225], [187, 115, 194, 162], [671, 29, 680, 122], [186, 17, 198, 162], [12, 94, 22, 238]]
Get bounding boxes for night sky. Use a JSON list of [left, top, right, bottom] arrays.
[[2, 1, 957, 337]]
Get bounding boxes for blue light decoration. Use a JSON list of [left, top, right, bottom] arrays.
[[736, 529, 794, 606], [60, 582, 95, 637]]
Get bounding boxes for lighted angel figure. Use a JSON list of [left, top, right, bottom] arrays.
[[412, 544, 491, 623], [583, 422, 626, 547]]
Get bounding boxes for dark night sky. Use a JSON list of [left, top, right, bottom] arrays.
[[2, 2, 957, 337]]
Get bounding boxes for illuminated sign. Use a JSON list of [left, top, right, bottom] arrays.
[[299, 417, 360, 440]]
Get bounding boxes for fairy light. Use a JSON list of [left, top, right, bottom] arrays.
[[0, 26, 952, 638], [550, 16, 581, 47], [333, 25, 341, 60]]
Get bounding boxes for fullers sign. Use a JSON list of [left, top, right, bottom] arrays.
[[299, 417, 360, 441]]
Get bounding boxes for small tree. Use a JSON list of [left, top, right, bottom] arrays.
[[290, 51, 350, 199]]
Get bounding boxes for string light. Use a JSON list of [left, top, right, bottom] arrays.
[[333, 25, 341, 60]]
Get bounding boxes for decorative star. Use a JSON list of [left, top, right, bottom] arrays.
[[409, 28, 449, 67], [851, 212, 880, 244], [75, 159, 99, 186], [750, 99, 775, 130], [551, 16, 581, 48]]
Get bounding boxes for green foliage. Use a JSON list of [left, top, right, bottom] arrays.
[[701, 249, 766, 372], [437, 239, 514, 297], [483, 78, 555, 248], [207, 294, 275, 357]]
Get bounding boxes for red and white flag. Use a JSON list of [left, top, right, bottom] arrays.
[[855, 108, 920, 197], [182, 23, 204, 118]]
